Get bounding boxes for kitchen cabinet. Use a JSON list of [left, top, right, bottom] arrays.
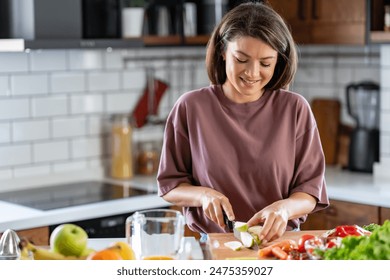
[[380, 207, 390, 224], [267, 0, 366, 45], [301, 199, 379, 230]]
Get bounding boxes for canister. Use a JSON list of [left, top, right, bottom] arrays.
[[110, 114, 134, 179]]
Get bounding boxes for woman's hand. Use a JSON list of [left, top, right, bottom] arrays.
[[161, 184, 235, 229], [247, 201, 289, 243], [200, 188, 235, 228], [247, 192, 316, 243]]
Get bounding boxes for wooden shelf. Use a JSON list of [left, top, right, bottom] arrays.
[[142, 35, 183, 46], [370, 31, 390, 43]]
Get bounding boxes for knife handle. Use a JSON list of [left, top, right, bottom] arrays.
[[223, 211, 234, 231]]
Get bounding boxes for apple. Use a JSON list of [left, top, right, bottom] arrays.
[[50, 224, 88, 257]]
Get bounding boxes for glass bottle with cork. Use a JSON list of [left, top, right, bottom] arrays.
[[110, 114, 134, 179]]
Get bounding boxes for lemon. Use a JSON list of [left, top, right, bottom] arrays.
[[110, 241, 136, 260]]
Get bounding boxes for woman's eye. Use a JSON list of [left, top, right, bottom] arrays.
[[261, 62, 271, 67], [235, 57, 247, 63]]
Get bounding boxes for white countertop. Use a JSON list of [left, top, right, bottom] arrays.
[[0, 166, 389, 232]]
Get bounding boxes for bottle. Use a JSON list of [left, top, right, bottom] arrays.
[[110, 114, 134, 179], [385, 5, 390, 32], [137, 141, 159, 175]]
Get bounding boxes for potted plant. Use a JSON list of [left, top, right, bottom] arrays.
[[121, 0, 146, 38]]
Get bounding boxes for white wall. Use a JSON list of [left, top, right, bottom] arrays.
[[0, 44, 385, 182]]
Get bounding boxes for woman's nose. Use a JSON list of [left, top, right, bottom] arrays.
[[245, 61, 260, 77]]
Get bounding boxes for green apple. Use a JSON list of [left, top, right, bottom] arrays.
[[224, 241, 243, 251], [234, 221, 249, 232], [50, 224, 88, 257]]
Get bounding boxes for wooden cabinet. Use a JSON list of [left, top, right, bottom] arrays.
[[380, 207, 390, 224], [301, 199, 379, 230], [268, 0, 366, 44]]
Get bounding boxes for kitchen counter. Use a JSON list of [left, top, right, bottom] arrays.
[[0, 172, 171, 232], [0, 166, 389, 233]]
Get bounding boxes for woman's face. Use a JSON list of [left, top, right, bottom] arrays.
[[222, 36, 278, 103]]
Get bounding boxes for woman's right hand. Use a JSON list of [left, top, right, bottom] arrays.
[[199, 187, 235, 228], [162, 184, 235, 229]]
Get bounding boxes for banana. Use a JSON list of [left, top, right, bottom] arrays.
[[19, 238, 86, 260]]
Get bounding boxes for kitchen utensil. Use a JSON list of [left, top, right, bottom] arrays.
[[125, 209, 185, 260], [311, 98, 341, 165], [0, 229, 21, 260], [223, 211, 235, 232], [346, 81, 380, 173], [132, 79, 169, 128]]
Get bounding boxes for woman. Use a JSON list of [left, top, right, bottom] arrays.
[[157, 2, 329, 243]]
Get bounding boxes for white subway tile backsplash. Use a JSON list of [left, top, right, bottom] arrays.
[[33, 140, 69, 163], [122, 70, 146, 90], [382, 89, 390, 111], [380, 111, 390, 133], [88, 115, 107, 135], [295, 66, 322, 84], [353, 66, 380, 83], [14, 164, 51, 178], [0, 52, 28, 73], [52, 117, 86, 138], [0, 169, 12, 180], [0, 76, 9, 96], [381, 45, 390, 67], [68, 50, 103, 70], [335, 67, 354, 86], [11, 74, 49, 95], [381, 134, 390, 154], [106, 92, 141, 113], [87, 71, 120, 91], [71, 137, 103, 158], [104, 50, 125, 69], [51, 72, 85, 93], [0, 99, 29, 120], [31, 96, 68, 117], [0, 144, 31, 167], [12, 119, 50, 142], [30, 50, 67, 72], [53, 160, 88, 173], [0, 123, 10, 143], [70, 94, 104, 114], [381, 67, 390, 89]]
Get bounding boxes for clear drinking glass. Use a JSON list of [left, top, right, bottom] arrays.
[[126, 209, 185, 260]]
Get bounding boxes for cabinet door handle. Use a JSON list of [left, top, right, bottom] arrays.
[[298, 0, 306, 20], [312, 0, 319, 19]]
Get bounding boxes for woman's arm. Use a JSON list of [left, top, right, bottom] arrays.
[[162, 183, 235, 228], [247, 192, 316, 243]]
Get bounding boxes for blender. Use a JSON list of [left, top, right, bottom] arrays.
[[346, 81, 380, 173]]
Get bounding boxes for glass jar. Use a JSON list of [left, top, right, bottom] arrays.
[[385, 5, 390, 32], [110, 114, 134, 179], [137, 141, 159, 175]]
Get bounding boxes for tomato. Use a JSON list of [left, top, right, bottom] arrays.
[[297, 234, 315, 253]]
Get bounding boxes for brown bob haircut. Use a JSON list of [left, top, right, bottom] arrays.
[[205, 2, 298, 91]]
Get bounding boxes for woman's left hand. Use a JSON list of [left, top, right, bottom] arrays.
[[246, 201, 289, 243]]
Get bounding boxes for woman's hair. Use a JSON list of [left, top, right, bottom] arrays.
[[205, 1, 297, 91]]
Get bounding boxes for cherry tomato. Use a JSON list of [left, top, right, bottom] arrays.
[[297, 234, 315, 253]]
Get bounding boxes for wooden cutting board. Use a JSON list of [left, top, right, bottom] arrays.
[[311, 98, 341, 165], [207, 230, 325, 260]]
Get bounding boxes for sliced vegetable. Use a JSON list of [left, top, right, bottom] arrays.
[[271, 246, 288, 260], [257, 239, 297, 259], [224, 241, 243, 251], [234, 221, 249, 232], [297, 234, 315, 253]]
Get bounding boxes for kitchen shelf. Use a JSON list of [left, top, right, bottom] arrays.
[[370, 31, 390, 43], [0, 35, 210, 52]]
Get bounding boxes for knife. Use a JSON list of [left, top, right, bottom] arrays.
[[223, 211, 235, 232]]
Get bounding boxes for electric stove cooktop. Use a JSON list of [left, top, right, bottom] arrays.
[[0, 181, 152, 211]]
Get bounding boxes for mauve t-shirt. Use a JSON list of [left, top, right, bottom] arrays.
[[157, 84, 329, 233]]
